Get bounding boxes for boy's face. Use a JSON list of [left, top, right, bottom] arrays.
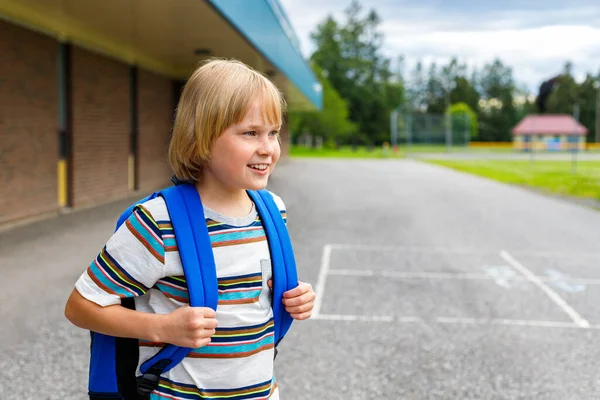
[[204, 100, 281, 193]]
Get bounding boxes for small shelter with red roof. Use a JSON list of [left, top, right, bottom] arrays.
[[512, 114, 588, 152]]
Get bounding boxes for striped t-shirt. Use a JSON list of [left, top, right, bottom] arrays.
[[75, 192, 287, 400]]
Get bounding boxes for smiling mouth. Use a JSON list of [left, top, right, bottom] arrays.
[[248, 164, 270, 171]]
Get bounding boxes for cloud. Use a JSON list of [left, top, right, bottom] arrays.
[[385, 25, 600, 89], [279, 0, 600, 91]]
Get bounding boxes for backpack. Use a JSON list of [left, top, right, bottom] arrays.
[[87, 181, 298, 400]]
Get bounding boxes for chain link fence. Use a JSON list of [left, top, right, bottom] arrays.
[[391, 111, 472, 150]]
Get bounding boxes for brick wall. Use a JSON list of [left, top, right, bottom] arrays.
[[0, 21, 58, 224], [71, 47, 130, 208], [137, 69, 174, 192]]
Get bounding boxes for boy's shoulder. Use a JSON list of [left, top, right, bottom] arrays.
[[267, 190, 286, 212], [130, 190, 285, 222], [135, 196, 170, 222]]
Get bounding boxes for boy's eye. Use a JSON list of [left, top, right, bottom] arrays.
[[269, 131, 279, 136], [244, 131, 256, 136]]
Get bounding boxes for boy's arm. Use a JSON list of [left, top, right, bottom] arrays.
[[65, 288, 218, 348], [64, 205, 217, 348], [65, 288, 165, 341]]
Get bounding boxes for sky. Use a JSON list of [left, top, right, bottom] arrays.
[[279, 0, 600, 93]]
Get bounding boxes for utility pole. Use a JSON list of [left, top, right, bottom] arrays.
[[390, 109, 398, 148], [445, 89, 452, 152], [573, 103, 580, 174], [595, 84, 600, 143]]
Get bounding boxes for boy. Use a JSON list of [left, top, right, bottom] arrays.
[[65, 59, 316, 399]]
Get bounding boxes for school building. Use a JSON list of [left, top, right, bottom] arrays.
[[512, 114, 587, 152], [0, 0, 322, 226]]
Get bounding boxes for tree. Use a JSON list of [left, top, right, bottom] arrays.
[[546, 63, 579, 115], [477, 59, 517, 141], [449, 102, 478, 141], [310, 17, 343, 91], [418, 58, 479, 116], [426, 62, 445, 114], [309, 0, 403, 145], [407, 60, 427, 111], [307, 2, 599, 146], [451, 76, 480, 114], [288, 64, 356, 146], [577, 74, 600, 142]]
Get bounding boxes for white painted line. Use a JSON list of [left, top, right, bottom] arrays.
[[329, 269, 376, 277], [500, 250, 590, 328], [310, 314, 600, 329], [436, 317, 581, 329], [330, 244, 492, 255], [312, 244, 332, 318], [328, 269, 600, 285], [330, 269, 499, 280], [512, 251, 600, 260], [328, 244, 600, 259], [311, 314, 396, 322]]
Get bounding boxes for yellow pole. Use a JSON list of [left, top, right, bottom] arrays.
[[57, 159, 67, 207]]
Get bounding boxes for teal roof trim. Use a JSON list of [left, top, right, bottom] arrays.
[[208, 0, 323, 110]]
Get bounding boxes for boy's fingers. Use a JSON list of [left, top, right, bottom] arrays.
[[290, 311, 312, 320], [283, 282, 312, 298], [285, 303, 314, 314], [283, 290, 316, 306], [267, 279, 273, 289], [204, 318, 219, 329], [201, 307, 216, 318], [202, 328, 216, 337]]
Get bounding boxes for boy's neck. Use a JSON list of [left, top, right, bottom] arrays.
[[194, 181, 253, 219]]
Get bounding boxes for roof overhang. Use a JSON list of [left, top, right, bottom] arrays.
[[512, 115, 588, 135], [207, 0, 322, 111], [0, 0, 322, 111]]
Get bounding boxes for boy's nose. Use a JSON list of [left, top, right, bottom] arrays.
[[258, 138, 275, 155]]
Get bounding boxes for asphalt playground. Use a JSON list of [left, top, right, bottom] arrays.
[[2, 158, 600, 399]]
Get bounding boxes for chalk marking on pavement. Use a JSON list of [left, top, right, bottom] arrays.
[[328, 269, 600, 286], [544, 269, 586, 293], [500, 250, 590, 328], [312, 244, 333, 318], [483, 266, 519, 289]]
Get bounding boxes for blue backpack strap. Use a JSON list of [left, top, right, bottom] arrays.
[[136, 183, 218, 397], [115, 192, 161, 230], [248, 190, 298, 345], [88, 191, 162, 399], [87, 186, 296, 398]]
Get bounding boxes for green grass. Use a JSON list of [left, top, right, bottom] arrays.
[[427, 159, 600, 201], [289, 146, 403, 159], [403, 145, 514, 153], [289, 144, 512, 158]]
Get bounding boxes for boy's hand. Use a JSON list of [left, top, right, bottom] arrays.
[[268, 280, 316, 320], [159, 306, 218, 348]]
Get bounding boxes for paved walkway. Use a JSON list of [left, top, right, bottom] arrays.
[[3, 159, 600, 399]]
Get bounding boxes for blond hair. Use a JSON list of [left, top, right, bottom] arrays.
[[168, 59, 286, 182]]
